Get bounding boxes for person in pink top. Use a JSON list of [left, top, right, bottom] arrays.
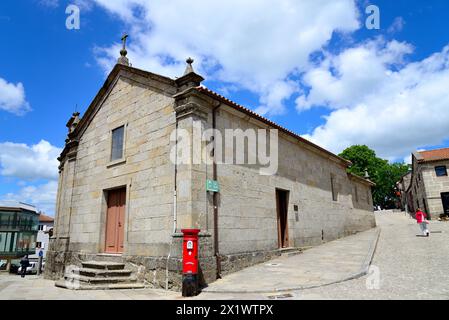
[[415, 208, 429, 237]]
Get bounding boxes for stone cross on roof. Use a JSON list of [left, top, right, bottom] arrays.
[[117, 33, 130, 66]]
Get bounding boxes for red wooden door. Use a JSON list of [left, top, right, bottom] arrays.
[[105, 188, 126, 253]]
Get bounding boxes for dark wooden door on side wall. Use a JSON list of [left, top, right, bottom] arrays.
[[276, 189, 290, 248], [442, 192, 449, 215]]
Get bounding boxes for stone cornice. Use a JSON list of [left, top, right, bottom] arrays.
[[173, 87, 217, 120], [58, 139, 79, 166]]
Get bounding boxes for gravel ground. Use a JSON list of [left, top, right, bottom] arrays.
[[297, 212, 449, 300]]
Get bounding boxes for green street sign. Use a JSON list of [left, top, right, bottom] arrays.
[[206, 179, 220, 193]]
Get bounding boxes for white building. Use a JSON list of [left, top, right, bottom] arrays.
[[29, 214, 54, 260]]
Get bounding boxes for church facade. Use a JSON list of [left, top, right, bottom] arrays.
[[45, 48, 376, 290]]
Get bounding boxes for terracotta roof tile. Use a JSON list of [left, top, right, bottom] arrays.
[[39, 214, 54, 222], [418, 148, 449, 162]]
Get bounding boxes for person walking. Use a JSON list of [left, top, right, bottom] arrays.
[[415, 208, 429, 237], [19, 255, 30, 278]]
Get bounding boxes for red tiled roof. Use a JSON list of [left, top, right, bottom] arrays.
[[196, 86, 352, 167], [39, 213, 54, 223], [418, 148, 449, 163]]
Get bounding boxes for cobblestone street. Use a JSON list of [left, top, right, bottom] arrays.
[[1, 212, 448, 300], [297, 212, 449, 300], [194, 212, 449, 300]]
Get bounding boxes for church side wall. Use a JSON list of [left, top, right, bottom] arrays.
[[212, 108, 375, 261]]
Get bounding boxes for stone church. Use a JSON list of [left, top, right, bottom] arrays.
[[45, 38, 376, 290]]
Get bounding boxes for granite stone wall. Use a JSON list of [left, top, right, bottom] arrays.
[[47, 68, 376, 291]]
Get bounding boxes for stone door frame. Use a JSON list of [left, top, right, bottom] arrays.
[[276, 188, 290, 249]]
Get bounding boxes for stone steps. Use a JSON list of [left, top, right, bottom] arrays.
[[78, 267, 132, 278], [56, 260, 144, 290], [81, 261, 126, 270], [55, 280, 145, 290], [64, 274, 138, 284]]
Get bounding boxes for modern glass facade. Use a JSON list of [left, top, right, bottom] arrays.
[[0, 208, 39, 258]]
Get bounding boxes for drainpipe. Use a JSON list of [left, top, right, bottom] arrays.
[[166, 118, 179, 290], [173, 120, 178, 234], [212, 104, 222, 279]]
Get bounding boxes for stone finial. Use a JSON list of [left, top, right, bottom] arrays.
[[66, 112, 80, 134], [364, 169, 370, 180], [175, 57, 204, 91], [184, 57, 195, 75], [117, 33, 130, 66]]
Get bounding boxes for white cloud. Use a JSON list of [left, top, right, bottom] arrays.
[[89, 0, 449, 161], [73, 0, 95, 11], [0, 77, 31, 115], [93, 0, 360, 115], [301, 41, 449, 161], [388, 17, 405, 34], [38, 0, 93, 10], [0, 140, 61, 181], [0, 181, 58, 215], [38, 0, 59, 8], [296, 38, 414, 111]]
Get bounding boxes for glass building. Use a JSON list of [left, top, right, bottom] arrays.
[[0, 201, 39, 259]]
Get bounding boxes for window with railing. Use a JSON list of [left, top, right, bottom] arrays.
[[0, 211, 38, 231]]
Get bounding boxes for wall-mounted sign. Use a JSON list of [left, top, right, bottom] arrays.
[[206, 179, 220, 193]]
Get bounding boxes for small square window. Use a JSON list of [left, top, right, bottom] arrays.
[[435, 166, 448, 177], [111, 126, 125, 161]]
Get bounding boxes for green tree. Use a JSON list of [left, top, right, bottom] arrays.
[[339, 145, 409, 208]]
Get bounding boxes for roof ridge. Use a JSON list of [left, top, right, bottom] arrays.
[[417, 147, 449, 162], [419, 147, 449, 153], [196, 86, 352, 167]]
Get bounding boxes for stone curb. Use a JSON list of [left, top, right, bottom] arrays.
[[202, 227, 381, 294]]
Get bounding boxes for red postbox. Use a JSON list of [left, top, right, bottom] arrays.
[[181, 229, 200, 296]]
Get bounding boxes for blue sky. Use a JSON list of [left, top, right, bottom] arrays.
[[0, 0, 449, 215]]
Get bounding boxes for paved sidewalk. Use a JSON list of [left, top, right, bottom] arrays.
[[0, 274, 180, 300], [201, 227, 380, 295]]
